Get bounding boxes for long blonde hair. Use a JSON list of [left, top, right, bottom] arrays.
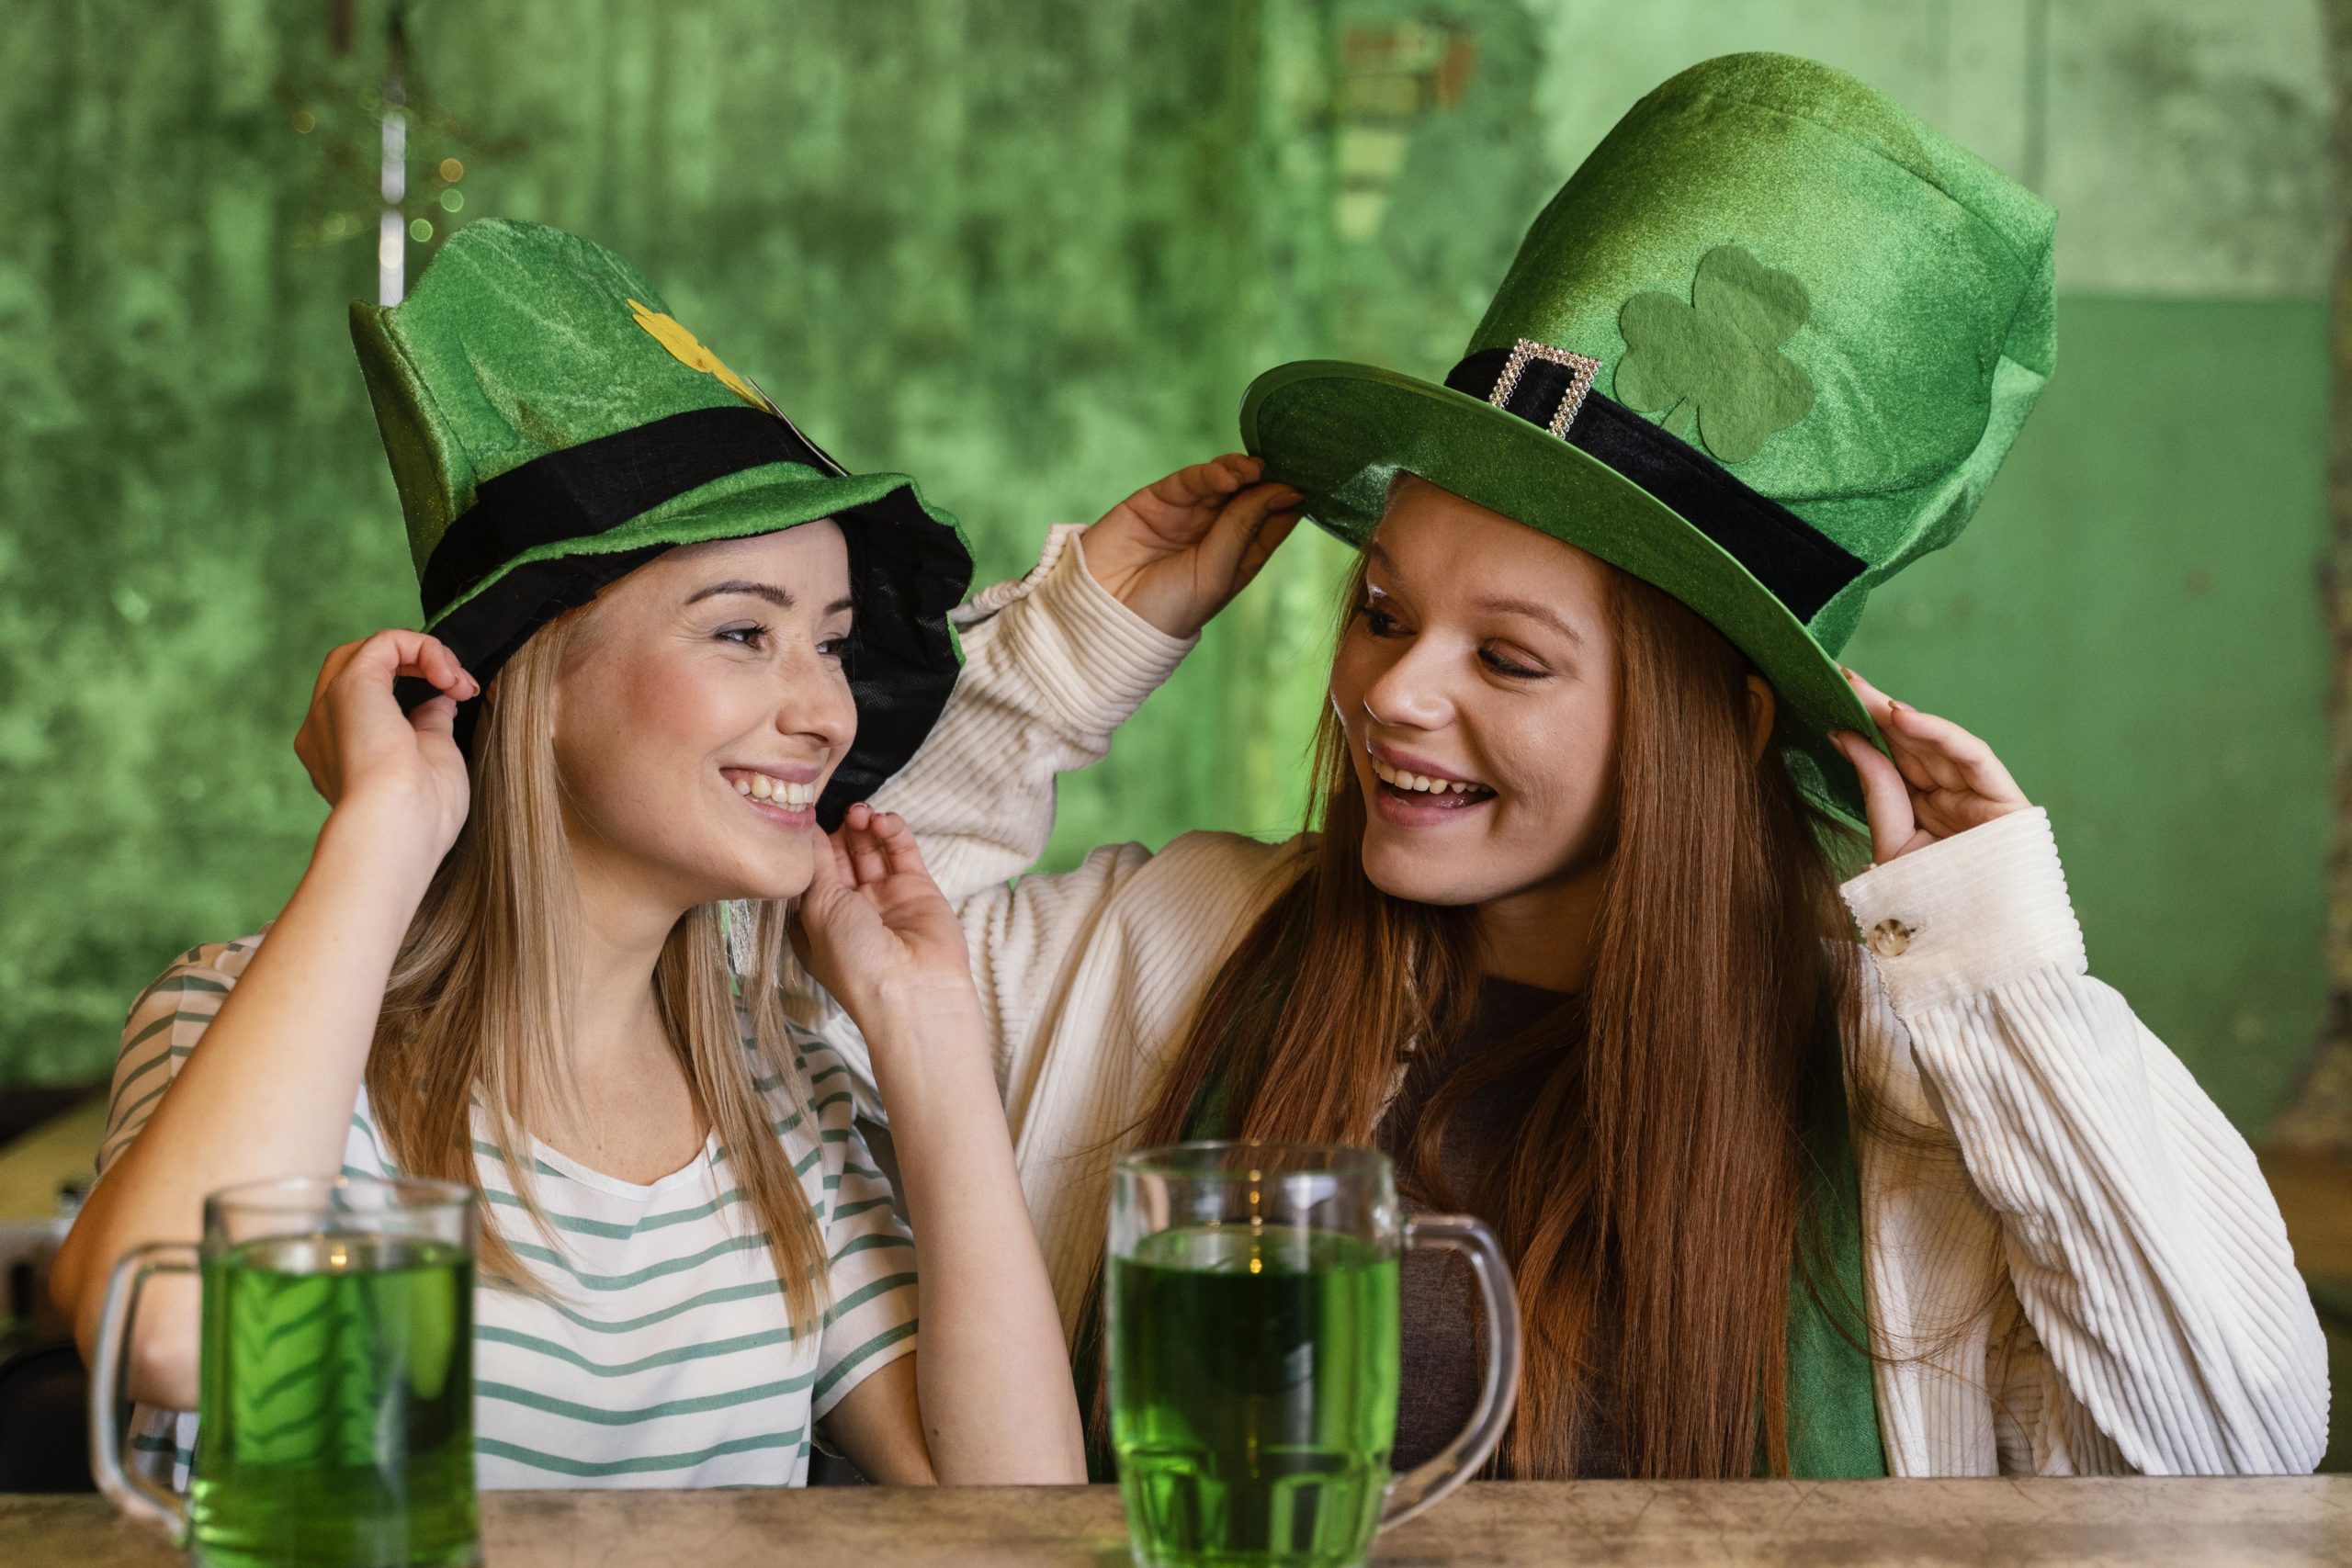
[[365, 605, 830, 1331]]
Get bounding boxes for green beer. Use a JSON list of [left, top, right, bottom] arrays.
[[1111, 1224, 1401, 1568], [191, 1234, 477, 1568]]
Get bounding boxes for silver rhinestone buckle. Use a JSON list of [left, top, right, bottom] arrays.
[[1488, 339, 1602, 439]]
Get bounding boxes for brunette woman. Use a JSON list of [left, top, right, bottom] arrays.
[[797, 57, 2327, 1477]]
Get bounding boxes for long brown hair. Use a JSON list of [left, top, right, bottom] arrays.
[[1131, 554, 1864, 1478], [365, 606, 830, 1330]]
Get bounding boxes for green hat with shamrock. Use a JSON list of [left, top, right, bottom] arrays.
[[351, 219, 974, 827], [1240, 52, 2055, 823]]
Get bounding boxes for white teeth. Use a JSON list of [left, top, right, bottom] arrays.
[[1369, 755, 1489, 795], [731, 771, 817, 808]]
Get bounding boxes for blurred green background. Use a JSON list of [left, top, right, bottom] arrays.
[[0, 0, 2334, 1145]]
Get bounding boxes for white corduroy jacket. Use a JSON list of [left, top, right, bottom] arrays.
[[795, 525, 2328, 1476]]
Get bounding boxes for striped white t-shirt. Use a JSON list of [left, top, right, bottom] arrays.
[[97, 932, 920, 1489]]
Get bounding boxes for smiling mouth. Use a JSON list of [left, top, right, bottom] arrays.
[[1368, 753, 1496, 810], [722, 768, 820, 813]]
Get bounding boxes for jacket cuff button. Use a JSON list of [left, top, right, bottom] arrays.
[[1867, 918, 1914, 958]]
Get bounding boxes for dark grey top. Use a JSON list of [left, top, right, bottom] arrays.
[[1377, 978, 1622, 1480]]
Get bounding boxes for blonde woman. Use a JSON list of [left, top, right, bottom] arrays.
[[53, 221, 1083, 1488]]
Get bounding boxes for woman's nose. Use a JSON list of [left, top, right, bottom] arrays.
[[1361, 641, 1453, 731], [773, 649, 859, 751]]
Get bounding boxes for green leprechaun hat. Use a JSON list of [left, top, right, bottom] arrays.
[[1240, 53, 2056, 823], [351, 219, 974, 828]]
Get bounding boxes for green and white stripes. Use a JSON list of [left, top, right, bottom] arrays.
[[105, 932, 920, 1491]]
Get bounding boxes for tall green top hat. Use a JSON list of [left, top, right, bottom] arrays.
[[1241, 53, 2056, 821], [352, 219, 974, 828]]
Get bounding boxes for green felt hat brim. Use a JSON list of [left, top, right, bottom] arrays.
[[423, 459, 972, 822], [1240, 359, 1880, 829]]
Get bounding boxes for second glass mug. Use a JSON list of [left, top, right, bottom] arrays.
[[1107, 1141, 1521, 1568]]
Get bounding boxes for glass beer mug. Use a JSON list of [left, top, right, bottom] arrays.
[[90, 1174, 481, 1568], [1107, 1142, 1521, 1568]]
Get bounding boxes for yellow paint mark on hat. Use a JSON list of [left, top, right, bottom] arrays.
[[628, 298, 763, 409]]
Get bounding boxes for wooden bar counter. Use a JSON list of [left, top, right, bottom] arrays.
[[4, 1478, 2347, 1567]]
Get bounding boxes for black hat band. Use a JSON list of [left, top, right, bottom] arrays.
[[419, 404, 836, 621], [1443, 345, 1866, 624]]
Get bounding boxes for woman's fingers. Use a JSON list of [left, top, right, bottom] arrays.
[[339, 629, 479, 702], [1878, 701, 2026, 806], [310, 639, 363, 706], [1833, 730, 1920, 866], [804, 822, 850, 896], [409, 694, 458, 740], [1141, 454, 1261, 517], [1838, 667, 1936, 791], [865, 811, 935, 885], [297, 631, 477, 808], [1836, 671, 2031, 863], [414, 635, 480, 701], [1843, 666, 2023, 802], [1195, 481, 1306, 588], [842, 818, 890, 887], [1846, 672, 1963, 794], [1240, 507, 1304, 581]]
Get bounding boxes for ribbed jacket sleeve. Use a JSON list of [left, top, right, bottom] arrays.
[[876, 525, 1196, 904], [1843, 812, 2328, 1473], [811, 529, 1303, 1325]]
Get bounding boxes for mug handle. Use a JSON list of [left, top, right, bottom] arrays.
[[1379, 1213, 1521, 1530], [88, 1240, 198, 1542]]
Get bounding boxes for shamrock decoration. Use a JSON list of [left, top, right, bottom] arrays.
[[627, 297, 765, 410], [1613, 245, 1815, 464]]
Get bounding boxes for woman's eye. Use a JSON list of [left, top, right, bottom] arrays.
[[816, 636, 850, 660], [1480, 647, 1545, 680], [717, 624, 768, 649], [1363, 606, 1404, 638]]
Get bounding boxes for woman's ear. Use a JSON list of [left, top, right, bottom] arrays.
[[1745, 674, 1776, 764]]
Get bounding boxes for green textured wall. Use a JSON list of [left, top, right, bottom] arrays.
[[0, 1, 2333, 1139], [1843, 299, 2331, 1130]]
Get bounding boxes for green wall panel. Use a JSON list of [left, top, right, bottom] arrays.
[[0, 5, 399, 1085], [1841, 297, 2331, 1130]]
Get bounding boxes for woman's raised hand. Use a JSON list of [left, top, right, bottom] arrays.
[[291, 629, 479, 856], [1080, 454, 1306, 639], [790, 804, 977, 1028], [1831, 668, 2030, 866]]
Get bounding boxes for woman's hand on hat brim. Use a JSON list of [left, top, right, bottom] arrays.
[[1080, 453, 1305, 640], [1831, 667, 2030, 867], [292, 628, 479, 858]]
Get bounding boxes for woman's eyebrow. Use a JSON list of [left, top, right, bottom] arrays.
[[1368, 542, 1583, 648], [687, 580, 793, 609], [1476, 593, 1585, 649], [684, 581, 856, 616]]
